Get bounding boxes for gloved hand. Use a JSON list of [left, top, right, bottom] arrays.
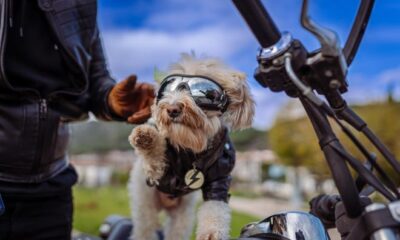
[[108, 75, 155, 124]]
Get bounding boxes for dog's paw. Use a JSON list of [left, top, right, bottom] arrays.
[[196, 232, 224, 240], [129, 125, 159, 150]]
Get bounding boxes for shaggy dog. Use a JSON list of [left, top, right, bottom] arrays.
[[128, 54, 255, 240]]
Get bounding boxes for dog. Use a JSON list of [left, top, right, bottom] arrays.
[[128, 54, 255, 240]]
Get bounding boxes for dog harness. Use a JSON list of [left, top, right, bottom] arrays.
[[151, 128, 235, 203]]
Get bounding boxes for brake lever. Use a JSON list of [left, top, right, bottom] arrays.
[[300, 0, 341, 57], [299, 0, 349, 108]]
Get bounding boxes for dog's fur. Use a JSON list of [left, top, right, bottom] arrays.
[[128, 54, 255, 240]]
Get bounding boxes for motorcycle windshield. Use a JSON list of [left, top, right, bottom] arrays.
[[240, 211, 330, 240]]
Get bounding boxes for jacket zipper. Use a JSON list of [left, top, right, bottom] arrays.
[[0, 1, 51, 174], [31, 98, 48, 173], [39, 99, 48, 119]]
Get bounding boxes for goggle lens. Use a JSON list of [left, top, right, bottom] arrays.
[[157, 75, 228, 112]]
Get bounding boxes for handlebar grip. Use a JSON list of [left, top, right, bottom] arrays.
[[233, 0, 281, 48]]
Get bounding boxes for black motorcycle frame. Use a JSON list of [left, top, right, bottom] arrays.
[[232, 0, 400, 239]]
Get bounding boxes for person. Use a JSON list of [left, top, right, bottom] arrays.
[[0, 0, 155, 239]]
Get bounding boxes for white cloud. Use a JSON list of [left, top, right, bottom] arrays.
[[376, 66, 400, 84], [253, 65, 400, 129], [98, 0, 313, 131], [101, 26, 400, 130], [342, 67, 400, 104], [250, 87, 287, 129], [102, 25, 253, 81], [143, 0, 234, 30], [98, 0, 399, 130], [102, 26, 287, 129]]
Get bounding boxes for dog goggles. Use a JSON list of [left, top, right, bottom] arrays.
[[157, 74, 229, 112]]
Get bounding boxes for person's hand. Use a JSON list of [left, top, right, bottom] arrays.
[[108, 75, 155, 124]]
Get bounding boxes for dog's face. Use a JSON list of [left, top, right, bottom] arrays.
[[153, 55, 255, 153]]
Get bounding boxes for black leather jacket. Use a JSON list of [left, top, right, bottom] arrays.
[[0, 0, 116, 183], [155, 128, 235, 202]]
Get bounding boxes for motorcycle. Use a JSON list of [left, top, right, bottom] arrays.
[[232, 0, 400, 239], [74, 0, 400, 239]]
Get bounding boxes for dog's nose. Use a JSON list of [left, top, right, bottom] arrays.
[[167, 104, 183, 118]]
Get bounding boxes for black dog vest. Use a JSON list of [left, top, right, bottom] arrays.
[[151, 128, 235, 202]]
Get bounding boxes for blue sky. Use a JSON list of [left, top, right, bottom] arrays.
[[97, 0, 400, 129]]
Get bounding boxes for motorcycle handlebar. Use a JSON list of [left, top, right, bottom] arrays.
[[232, 0, 281, 48]]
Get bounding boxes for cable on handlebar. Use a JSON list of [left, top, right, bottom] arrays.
[[285, 56, 400, 200], [284, 54, 323, 106], [329, 142, 397, 201], [340, 126, 400, 199], [362, 127, 400, 174], [232, 0, 400, 232], [300, 97, 363, 218]]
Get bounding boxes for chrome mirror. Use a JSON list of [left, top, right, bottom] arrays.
[[240, 211, 330, 240]]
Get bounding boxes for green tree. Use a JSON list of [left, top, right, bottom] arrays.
[[340, 102, 400, 184], [229, 128, 268, 151], [269, 100, 400, 186], [269, 100, 330, 177]]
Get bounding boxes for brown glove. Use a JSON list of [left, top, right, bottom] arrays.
[[108, 75, 155, 124]]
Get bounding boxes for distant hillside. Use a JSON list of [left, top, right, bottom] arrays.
[[68, 121, 134, 154], [269, 100, 400, 182], [68, 121, 268, 154], [229, 128, 269, 151]]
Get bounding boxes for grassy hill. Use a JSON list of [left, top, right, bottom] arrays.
[[68, 121, 135, 154], [68, 121, 268, 154], [269, 100, 400, 182]]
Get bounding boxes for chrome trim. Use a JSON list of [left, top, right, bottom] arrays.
[[388, 201, 400, 223], [240, 211, 330, 240], [258, 31, 293, 60], [365, 203, 399, 240], [365, 203, 386, 212]]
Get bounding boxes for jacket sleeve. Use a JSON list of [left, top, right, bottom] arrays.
[[202, 175, 233, 203], [201, 138, 236, 202], [87, 26, 123, 121]]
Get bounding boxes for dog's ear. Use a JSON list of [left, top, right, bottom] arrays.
[[223, 72, 255, 131]]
